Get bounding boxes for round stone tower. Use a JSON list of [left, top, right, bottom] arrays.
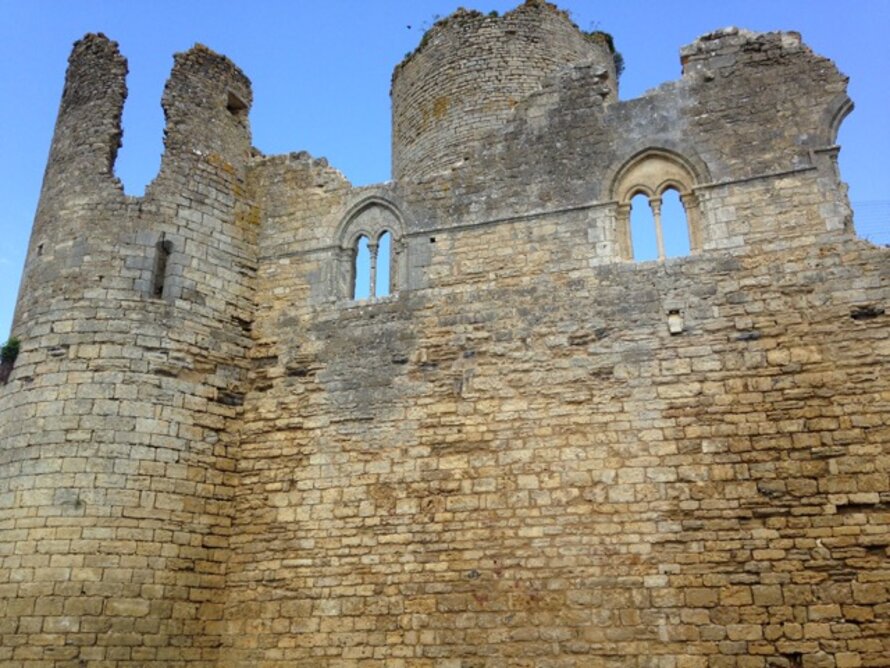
[[391, 0, 617, 182], [0, 34, 255, 664]]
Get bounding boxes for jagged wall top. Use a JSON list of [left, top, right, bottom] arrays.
[[12, 33, 256, 334], [35, 33, 127, 221], [157, 43, 253, 180]]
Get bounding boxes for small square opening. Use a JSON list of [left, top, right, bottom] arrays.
[[226, 92, 248, 116]]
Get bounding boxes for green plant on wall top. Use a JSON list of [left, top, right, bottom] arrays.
[[1, 337, 19, 363], [585, 30, 624, 81], [0, 336, 19, 384]]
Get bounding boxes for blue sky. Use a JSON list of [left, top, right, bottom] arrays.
[[1, 0, 888, 336]]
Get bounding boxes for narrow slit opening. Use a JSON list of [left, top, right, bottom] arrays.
[[153, 236, 173, 298]]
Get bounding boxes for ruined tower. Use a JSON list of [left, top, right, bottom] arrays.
[[1, 2, 888, 666], [391, 2, 617, 181], [1, 34, 257, 664]]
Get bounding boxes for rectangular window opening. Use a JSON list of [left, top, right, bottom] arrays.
[[226, 91, 248, 117], [152, 235, 173, 298]]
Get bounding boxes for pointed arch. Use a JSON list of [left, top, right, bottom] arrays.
[[336, 195, 406, 251], [610, 147, 704, 204]]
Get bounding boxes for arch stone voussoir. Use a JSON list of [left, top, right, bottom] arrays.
[[608, 146, 707, 203], [336, 193, 406, 250]]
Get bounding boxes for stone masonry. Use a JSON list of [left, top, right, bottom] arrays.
[[0, 1, 888, 666]]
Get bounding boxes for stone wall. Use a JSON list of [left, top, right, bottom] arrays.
[[1, 3, 888, 667], [228, 234, 889, 667]]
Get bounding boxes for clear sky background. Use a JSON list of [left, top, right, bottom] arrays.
[[1, 0, 888, 336]]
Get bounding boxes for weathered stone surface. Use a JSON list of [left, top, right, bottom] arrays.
[[1, 1, 888, 666]]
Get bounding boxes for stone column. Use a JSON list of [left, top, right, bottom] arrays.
[[681, 192, 701, 251], [393, 237, 407, 293], [650, 196, 665, 260], [368, 241, 379, 298], [343, 246, 357, 299]]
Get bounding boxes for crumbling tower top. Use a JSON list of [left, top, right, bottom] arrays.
[[391, 0, 617, 183]]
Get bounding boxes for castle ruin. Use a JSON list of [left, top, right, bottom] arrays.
[[1, 1, 888, 666]]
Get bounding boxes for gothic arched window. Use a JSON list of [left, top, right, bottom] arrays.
[[611, 149, 703, 261], [336, 197, 406, 301]]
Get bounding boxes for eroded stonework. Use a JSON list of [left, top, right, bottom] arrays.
[[1, 1, 888, 666]]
